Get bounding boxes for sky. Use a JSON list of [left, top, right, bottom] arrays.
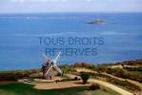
[[0, 0, 142, 13]]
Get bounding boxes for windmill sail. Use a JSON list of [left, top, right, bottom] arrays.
[[53, 52, 61, 64], [42, 52, 62, 79], [53, 64, 62, 74]]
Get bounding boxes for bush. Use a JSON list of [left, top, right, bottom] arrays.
[[124, 67, 142, 72], [80, 73, 90, 84], [89, 84, 100, 90], [105, 68, 142, 82], [62, 66, 75, 74], [73, 77, 80, 80]]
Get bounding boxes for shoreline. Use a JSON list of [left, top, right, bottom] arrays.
[[0, 58, 142, 72]]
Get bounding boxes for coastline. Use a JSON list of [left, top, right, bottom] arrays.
[[0, 59, 141, 95]]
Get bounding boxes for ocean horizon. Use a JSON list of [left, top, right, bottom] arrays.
[[0, 12, 142, 70]]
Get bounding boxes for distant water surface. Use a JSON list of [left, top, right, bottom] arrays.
[[0, 13, 142, 70]]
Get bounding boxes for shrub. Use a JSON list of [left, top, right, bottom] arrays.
[[62, 67, 75, 74], [124, 67, 142, 72], [74, 77, 80, 80], [89, 84, 100, 90], [80, 73, 90, 84]]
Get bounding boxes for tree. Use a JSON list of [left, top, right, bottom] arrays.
[[80, 73, 90, 84]]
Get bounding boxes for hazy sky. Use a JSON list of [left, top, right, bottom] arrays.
[[0, 0, 142, 13]]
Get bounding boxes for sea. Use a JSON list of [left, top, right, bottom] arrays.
[[0, 13, 142, 70]]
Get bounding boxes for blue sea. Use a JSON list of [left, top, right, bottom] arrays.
[[0, 13, 142, 70]]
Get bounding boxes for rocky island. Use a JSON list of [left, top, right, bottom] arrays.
[[87, 19, 105, 25]]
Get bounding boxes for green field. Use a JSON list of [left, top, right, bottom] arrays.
[[0, 83, 119, 95]]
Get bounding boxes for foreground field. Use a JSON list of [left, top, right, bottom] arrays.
[[0, 60, 142, 95], [0, 83, 119, 95]]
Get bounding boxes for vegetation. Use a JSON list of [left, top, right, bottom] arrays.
[[121, 59, 142, 66], [124, 66, 142, 72], [0, 83, 119, 95], [61, 65, 76, 74], [80, 73, 90, 84], [73, 62, 95, 69], [91, 72, 141, 91], [108, 78, 141, 91], [0, 69, 41, 81], [89, 84, 100, 90], [0, 59, 142, 94], [105, 68, 142, 82]]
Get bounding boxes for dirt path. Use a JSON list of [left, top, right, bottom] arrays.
[[27, 68, 133, 95], [89, 79, 133, 95], [75, 68, 97, 74], [74, 68, 133, 95], [34, 80, 89, 90], [33, 74, 133, 95]]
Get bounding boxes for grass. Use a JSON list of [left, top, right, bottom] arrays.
[[140, 83, 142, 89], [78, 90, 118, 95], [0, 83, 120, 95]]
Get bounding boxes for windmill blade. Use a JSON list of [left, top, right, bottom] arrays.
[[42, 53, 52, 63], [44, 66, 53, 76], [53, 64, 62, 74], [42, 53, 50, 59], [53, 52, 61, 64]]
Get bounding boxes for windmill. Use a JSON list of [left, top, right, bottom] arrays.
[[42, 52, 62, 79]]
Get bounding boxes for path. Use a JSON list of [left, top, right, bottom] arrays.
[[74, 68, 133, 95]]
